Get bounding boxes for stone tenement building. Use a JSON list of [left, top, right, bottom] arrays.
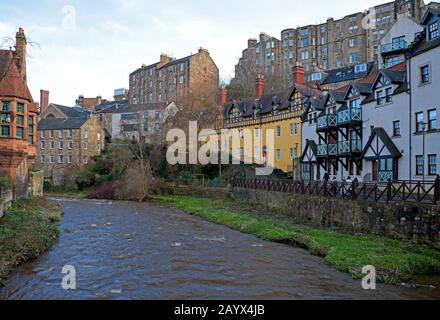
[[35, 99, 104, 185], [229, 33, 283, 97], [129, 48, 219, 108], [232, 0, 427, 92], [0, 28, 39, 198]]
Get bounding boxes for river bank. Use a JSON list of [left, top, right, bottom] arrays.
[[0, 197, 62, 284], [2, 198, 438, 299], [156, 195, 440, 285]]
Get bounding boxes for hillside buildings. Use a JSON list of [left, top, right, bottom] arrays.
[[0, 28, 39, 197], [231, 0, 428, 95], [300, 8, 440, 182], [219, 6, 439, 183]]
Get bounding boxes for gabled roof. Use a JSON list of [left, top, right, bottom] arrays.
[[421, 7, 440, 25], [37, 117, 89, 131], [361, 127, 402, 159], [300, 139, 318, 163], [0, 49, 33, 102]]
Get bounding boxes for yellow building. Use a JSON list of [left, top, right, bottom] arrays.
[[221, 76, 322, 175]]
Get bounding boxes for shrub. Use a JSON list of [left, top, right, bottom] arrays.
[[86, 180, 121, 200], [177, 172, 195, 185], [0, 174, 12, 191]]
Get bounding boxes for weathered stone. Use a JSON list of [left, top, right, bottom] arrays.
[[232, 187, 440, 248]]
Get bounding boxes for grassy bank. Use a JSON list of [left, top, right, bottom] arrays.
[[0, 198, 62, 284], [44, 185, 86, 199], [156, 195, 440, 284]]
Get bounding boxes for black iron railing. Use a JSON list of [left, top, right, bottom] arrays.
[[231, 176, 440, 205]]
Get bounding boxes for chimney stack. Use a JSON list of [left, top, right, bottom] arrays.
[[255, 74, 265, 98], [218, 86, 227, 106], [40, 90, 49, 113], [15, 27, 27, 82], [292, 62, 305, 85]]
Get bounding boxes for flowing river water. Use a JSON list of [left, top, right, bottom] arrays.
[[0, 198, 439, 300]]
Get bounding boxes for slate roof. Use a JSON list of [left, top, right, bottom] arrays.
[[0, 49, 33, 101], [224, 83, 323, 119], [94, 100, 169, 114], [37, 117, 89, 131], [320, 62, 375, 86], [52, 104, 89, 118]]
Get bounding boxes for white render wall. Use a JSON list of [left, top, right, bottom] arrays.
[[379, 14, 423, 67], [409, 45, 440, 181], [362, 89, 411, 180]]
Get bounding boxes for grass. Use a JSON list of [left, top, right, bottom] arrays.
[[0, 197, 62, 284], [156, 195, 440, 284], [44, 185, 86, 199]]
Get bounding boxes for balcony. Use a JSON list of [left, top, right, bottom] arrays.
[[337, 139, 362, 156], [337, 108, 362, 126], [317, 144, 338, 157], [381, 39, 407, 55], [317, 114, 337, 131]]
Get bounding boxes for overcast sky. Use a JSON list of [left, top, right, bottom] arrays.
[[0, 0, 389, 106]]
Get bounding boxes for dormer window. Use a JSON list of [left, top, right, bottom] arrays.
[[428, 22, 439, 40]]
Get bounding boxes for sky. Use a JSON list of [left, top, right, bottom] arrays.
[[0, 0, 391, 106]]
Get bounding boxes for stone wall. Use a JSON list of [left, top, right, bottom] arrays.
[[28, 170, 44, 197], [0, 190, 13, 218], [232, 187, 440, 248]]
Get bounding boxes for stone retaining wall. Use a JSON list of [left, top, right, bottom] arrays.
[[232, 187, 440, 248], [0, 190, 13, 218]]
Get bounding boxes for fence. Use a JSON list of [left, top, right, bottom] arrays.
[[231, 176, 440, 205]]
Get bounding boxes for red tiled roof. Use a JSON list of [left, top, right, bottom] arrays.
[[0, 49, 33, 102], [387, 61, 407, 72]]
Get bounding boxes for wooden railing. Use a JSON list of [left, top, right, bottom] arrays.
[[231, 176, 440, 205]]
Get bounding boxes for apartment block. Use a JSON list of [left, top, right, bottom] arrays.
[[231, 0, 426, 93], [129, 48, 219, 108], [230, 33, 283, 97]]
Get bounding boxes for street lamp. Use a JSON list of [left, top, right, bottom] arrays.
[[421, 121, 427, 183]]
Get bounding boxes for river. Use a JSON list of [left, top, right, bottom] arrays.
[[0, 198, 438, 300]]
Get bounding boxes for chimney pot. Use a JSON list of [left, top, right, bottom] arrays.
[[292, 62, 305, 85], [40, 89, 49, 113], [255, 74, 265, 98], [218, 86, 228, 106]]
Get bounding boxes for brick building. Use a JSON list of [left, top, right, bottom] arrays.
[[35, 99, 104, 186], [231, 0, 426, 93], [129, 48, 219, 109], [0, 28, 39, 198]]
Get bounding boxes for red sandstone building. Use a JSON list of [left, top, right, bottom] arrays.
[[0, 28, 38, 197]]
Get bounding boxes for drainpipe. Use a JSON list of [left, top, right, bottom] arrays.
[[408, 56, 413, 183]]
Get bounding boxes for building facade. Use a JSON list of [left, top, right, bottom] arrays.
[[36, 103, 105, 185], [231, 0, 426, 93], [94, 101, 178, 143], [300, 8, 440, 182], [129, 48, 219, 108], [229, 33, 283, 98], [223, 65, 320, 174], [0, 28, 39, 198]]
